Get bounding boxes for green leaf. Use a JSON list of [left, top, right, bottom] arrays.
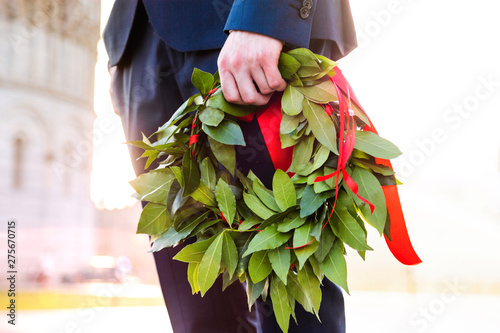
[[280, 113, 301, 135], [310, 145, 331, 174], [249, 251, 273, 283], [257, 206, 298, 231], [246, 273, 268, 311], [287, 48, 319, 62], [155, 94, 199, 134], [330, 201, 373, 251], [182, 150, 200, 196], [268, 245, 291, 284], [150, 211, 210, 252], [238, 215, 262, 231], [222, 232, 238, 278], [207, 136, 236, 176], [173, 235, 216, 263], [189, 182, 217, 207], [222, 270, 239, 291], [291, 121, 307, 140], [308, 255, 323, 280], [293, 220, 314, 247], [280, 132, 300, 149], [166, 179, 182, 214], [206, 89, 257, 117], [137, 202, 171, 236], [200, 157, 217, 190], [300, 185, 333, 218], [282, 85, 304, 116], [277, 211, 307, 233], [243, 192, 276, 220], [191, 68, 214, 96], [290, 134, 314, 173], [278, 52, 302, 80], [129, 169, 176, 204], [143, 150, 160, 169], [297, 80, 338, 103], [170, 190, 193, 218], [243, 224, 292, 257], [171, 166, 183, 186], [234, 232, 253, 277], [212, 71, 220, 86], [319, 239, 349, 294], [349, 101, 370, 126], [253, 179, 280, 212], [126, 134, 153, 151], [296, 265, 321, 319], [287, 272, 310, 313], [203, 119, 246, 146], [215, 178, 237, 224], [384, 214, 392, 241], [354, 131, 402, 159], [156, 115, 193, 144], [302, 99, 338, 154], [293, 221, 319, 269], [199, 106, 225, 127], [187, 262, 200, 294], [288, 48, 321, 77], [311, 210, 325, 239], [273, 169, 297, 212], [352, 157, 395, 176], [173, 206, 203, 230], [237, 169, 255, 191], [349, 166, 387, 235], [313, 179, 331, 194], [270, 276, 292, 333], [190, 219, 220, 236], [197, 232, 224, 296], [308, 54, 337, 81], [314, 224, 336, 263]]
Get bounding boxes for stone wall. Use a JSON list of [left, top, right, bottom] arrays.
[[0, 0, 100, 287]]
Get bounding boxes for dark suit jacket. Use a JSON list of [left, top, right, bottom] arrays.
[[104, 0, 357, 67]]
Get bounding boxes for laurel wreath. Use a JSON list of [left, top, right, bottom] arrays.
[[128, 48, 402, 333]]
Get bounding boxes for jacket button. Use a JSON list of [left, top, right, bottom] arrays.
[[302, 0, 313, 9], [300, 7, 310, 19]]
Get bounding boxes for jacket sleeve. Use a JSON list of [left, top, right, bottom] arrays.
[[224, 0, 316, 49]]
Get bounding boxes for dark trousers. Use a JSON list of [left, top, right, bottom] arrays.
[[109, 4, 345, 332]]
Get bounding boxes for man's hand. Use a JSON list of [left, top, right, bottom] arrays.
[[218, 30, 287, 105]]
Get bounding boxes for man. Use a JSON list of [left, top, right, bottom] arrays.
[[104, 1, 357, 332]]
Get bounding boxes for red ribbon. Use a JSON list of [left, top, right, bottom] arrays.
[[331, 67, 421, 265], [189, 134, 199, 146], [253, 67, 421, 266], [314, 82, 375, 234], [220, 211, 230, 225], [189, 118, 198, 156], [256, 93, 295, 173]]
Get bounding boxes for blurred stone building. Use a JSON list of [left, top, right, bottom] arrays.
[[0, 0, 100, 286]]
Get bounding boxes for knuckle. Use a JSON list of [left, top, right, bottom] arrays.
[[228, 56, 243, 71], [218, 60, 228, 72], [241, 95, 254, 105], [217, 53, 227, 67], [256, 50, 268, 63], [268, 77, 283, 90], [224, 92, 238, 103], [259, 86, 272, 95]]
